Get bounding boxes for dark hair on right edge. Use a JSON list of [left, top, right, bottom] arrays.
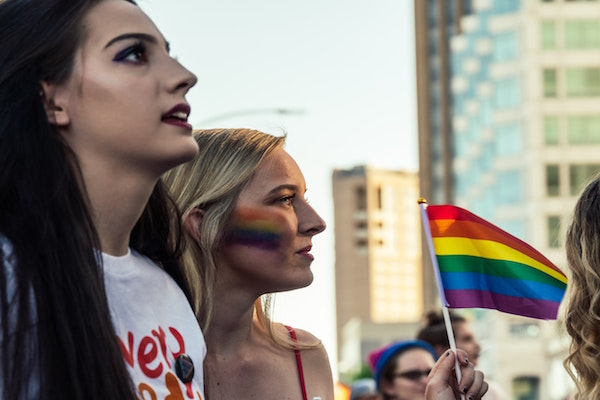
[[0, 0, 138, 398]]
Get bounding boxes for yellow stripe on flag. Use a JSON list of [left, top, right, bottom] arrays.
[[432, 237, 568, 284]]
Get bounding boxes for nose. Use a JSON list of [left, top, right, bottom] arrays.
[[168, 58, 198, 93], [297, 201, 326, 236]]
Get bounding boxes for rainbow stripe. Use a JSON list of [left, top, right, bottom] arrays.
[[424, 204, 567, 320], [225, 208, 284, 250]]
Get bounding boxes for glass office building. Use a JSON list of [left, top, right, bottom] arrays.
[[416, 0, 600, 398]]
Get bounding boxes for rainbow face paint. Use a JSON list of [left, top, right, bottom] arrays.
[[224, 207, 286, 250]]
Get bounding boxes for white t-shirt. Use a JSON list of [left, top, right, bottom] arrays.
[[103, 249, 206, 400]]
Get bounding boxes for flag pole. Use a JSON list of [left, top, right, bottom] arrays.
[[418, 198, 465, 400]]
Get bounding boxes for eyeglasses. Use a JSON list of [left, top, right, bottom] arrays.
[[393, 369, 432, 381]]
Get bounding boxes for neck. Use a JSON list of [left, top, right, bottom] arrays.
[[205, 281, 259, 354], [81, 161, 158, 256]]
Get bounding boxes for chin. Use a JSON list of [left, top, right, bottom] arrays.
[[162, 145, 199, 170], [279, 274, 314, 292]]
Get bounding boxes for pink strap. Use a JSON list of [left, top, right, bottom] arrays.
[[286, 325, 308, 400]]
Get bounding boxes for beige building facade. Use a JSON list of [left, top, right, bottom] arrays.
[[332, 166, 424, 375]]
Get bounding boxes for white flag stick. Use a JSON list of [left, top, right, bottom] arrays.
[[418, 199, 465, 400]]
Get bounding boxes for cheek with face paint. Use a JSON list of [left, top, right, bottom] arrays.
[[224, 208, 288, 250]]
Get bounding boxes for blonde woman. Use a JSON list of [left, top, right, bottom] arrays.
[[164, 128, 331, 399], [165, 128, 487, 400]]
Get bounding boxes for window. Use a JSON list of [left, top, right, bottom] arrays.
[[493, 31, 519, 61], [566, 68, 600, 97], [544, 116, 559, 145], [492, 0, 520, 13], [543, 69, 557, 97], [548, 216, 560, 248], [376, 186, 382, 209], [570, 164, 600, 195], [567, 115, 600, 144], [497, 171, 522, 205], [513, 376, 540, 400], [565, 20, 600, 49], [510, 322, 540, 337], [495, 123, 523, 155], [541, 21, 556, 50], [356, 187, 366, 210], [494, 77, 520, 108], [546, 164, 560, 196]]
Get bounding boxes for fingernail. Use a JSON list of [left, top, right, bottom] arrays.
[[445, 351, 450, 357], [468, 395, 474, 400], [462, 387, 468, 394], [464, 357, 469, 364]]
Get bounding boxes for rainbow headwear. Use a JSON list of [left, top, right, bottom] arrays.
[[367, 340, 438, 389]]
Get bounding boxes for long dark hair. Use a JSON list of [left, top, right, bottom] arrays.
[[0, 0, 189, 398]]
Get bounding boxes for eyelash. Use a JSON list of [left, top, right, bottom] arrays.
[[113, 41, 148, 63], [280, 194, 296, 206]]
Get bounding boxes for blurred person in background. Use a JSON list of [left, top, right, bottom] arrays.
[[416, 310, 508, 400], [350, 378, 380, 400]]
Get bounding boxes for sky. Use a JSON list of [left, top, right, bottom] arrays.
[[139, 0, 419, 378]]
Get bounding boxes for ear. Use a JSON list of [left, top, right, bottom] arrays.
[[381, 379, 395, 397], [183, 207, 206, 243], [433, 345, 446, 357], [39, 81, 71, 127]]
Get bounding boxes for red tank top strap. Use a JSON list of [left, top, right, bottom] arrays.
[[285, 325, 308, 400]]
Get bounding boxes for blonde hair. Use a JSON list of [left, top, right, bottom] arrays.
[[164, 128, 304, 348], [564, 173, 600, 400]]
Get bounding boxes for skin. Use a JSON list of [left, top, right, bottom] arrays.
[[185, 147, 333, 399], [41, 0, 198, 255], [425, 350, 488, 400], [430, 322, 481, 367], [453, 322, 481, 367], [382, 348, 435, 400]]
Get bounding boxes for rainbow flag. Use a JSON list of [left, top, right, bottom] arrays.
[[420, 203, 567, 320]]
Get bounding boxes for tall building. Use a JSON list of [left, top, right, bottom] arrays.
[[331, 166, 422, 375], [415, 0, 600, 398], [414, 0, 475, 309]]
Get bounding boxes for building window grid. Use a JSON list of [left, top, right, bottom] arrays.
[[546, 164, 560, 197], [548, 216, 561, 248], [565, 19, 600, 49], [570, 164, 600, 195], [567, 115, 600, 144], [566, 67, 600, 97]]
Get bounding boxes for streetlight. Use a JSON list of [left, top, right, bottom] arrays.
[[194, 108, 306, 127]]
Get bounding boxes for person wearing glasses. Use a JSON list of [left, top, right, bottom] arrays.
[[368, 340, 438, 400]]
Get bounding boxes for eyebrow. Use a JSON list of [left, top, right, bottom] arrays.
[[104, 32, 170, 52], [267, 184, 309, 196], [268, 184, 297, 195]]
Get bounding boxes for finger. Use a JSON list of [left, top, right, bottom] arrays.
[[429, 350, 455, 383], [465, 370, 488, 400], [425, 350, 459, 399], [454, 350, 475, 395]]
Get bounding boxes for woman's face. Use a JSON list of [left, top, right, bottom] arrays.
[[219, 147, 326, 294], [381, 348, 435, 400], [47, 0, 198, 179], [454, 322, 481, 366]]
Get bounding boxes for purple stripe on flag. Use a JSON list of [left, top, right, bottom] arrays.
[[445, 289, 560, 320]]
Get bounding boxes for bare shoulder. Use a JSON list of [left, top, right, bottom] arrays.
[[279, 324, 334, 400]]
